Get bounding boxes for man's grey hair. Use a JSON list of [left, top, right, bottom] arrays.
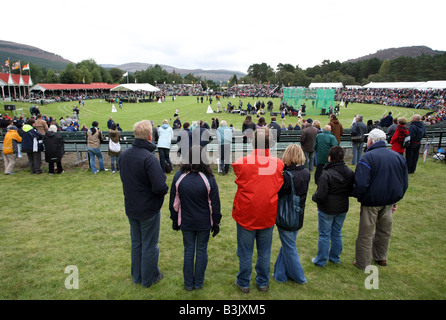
[[368, 128, 386, 143], [356, 114, 363, 122]]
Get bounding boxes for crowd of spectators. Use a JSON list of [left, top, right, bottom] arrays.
[[335, 88, 445, 109], [157, 83, 204, 96]]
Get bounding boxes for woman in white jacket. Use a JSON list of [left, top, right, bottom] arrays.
[[158, 119, 174, 173]]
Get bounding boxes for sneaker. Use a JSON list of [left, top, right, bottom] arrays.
[[112, 171, 116, 174], [257, 284, 269, 292], [234, 279, 249, 294]]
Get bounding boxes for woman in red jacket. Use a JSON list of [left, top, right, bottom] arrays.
[[232, 128, 284, 293], [390, 117, 409, 155]]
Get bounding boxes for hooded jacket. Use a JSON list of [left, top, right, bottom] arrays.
[[157, 124, 173, 149], [2, 126, 22, 155], [21, 124, 43, 153], [328, 119, 344, 144], [312, 161, 354, 214]]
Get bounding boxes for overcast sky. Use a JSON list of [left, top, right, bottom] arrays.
[[4, 0, 445, 73]]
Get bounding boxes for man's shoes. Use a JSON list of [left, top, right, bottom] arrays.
[[234, 279, 249, 294], [375, 260, 387, 267]]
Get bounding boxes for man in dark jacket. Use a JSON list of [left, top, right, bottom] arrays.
[[406, 114, 426, 174], [353, 129, 408, 270], [350, 114, 367, 165], [312, 146, 354, 267], [21, 118, 44, 174], [268, 116, 282, 145], [119, 120, 169, 288], [299, 118, 319, 171]]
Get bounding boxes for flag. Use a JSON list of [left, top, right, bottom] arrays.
[[12, 61, 20, 70], [22, 64, 29, 71], [122, 71, 128, 77], [4, 59, 9, 67]]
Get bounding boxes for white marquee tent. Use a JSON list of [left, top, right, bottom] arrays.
[[414, 81, 446, 90], [111, 83, 160, 92], [363, 82, 425, 89], [309, 82, 343, 89]]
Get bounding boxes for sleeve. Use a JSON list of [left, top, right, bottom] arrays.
[[278, 171, 290, 197], [353, 159, 371, 199], [209, 177, 222, 225], [169, 174, 179, 221], [146, 158, 168, 196], [312, 171, 329, 203]]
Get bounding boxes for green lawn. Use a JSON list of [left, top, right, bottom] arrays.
[[0, 97, 444, 300]]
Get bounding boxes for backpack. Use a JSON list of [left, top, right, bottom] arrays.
[[402, 133, 411, 149], [173, 171, 213, 227]]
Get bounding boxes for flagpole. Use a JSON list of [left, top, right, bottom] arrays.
[[7, 57, 11, 101], [19, 60, 23, 100], [27, 62, 31, 98]]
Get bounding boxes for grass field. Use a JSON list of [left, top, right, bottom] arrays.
[[0, 97, 445, 301]]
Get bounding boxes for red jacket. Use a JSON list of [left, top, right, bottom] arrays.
[[390, 125, 409, 154], [232, 149, 284, 230]]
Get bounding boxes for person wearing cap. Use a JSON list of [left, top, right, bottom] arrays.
[[2, 125, 22, 175], [352, 128, 408, 270]]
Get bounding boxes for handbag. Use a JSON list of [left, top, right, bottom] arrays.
[[276, 170, 303, 230], [109, 139, 121, 152], [402, 134, 411, 148]]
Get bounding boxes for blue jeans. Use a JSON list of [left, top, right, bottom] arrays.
[[87, 146, 105, 173], [182, 230, 210, 290], [351, 142, 364, 165], [236, 223, 274, 289], [110, 155, 120, 172], [128, 212, 161, 287], [312, 210, 347, 267], [304, 151, 315, 172], [273, 228, 306, 284]]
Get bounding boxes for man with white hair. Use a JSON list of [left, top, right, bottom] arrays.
[[352, 128, 408, 270]]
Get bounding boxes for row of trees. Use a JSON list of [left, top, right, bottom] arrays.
[[17, 52, 446, 89]]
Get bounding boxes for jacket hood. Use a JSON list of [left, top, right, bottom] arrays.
[[22, 124, 34, 132], [161, 124, 169, 129], [45, 131, 56, 137]]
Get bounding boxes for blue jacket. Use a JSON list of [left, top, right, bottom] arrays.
[[21, 124, 43, 153], [353, 141, 408, 206], [169, 170, 221, 231], [409, 120, 426, 143], [119, 139, 168, 219]]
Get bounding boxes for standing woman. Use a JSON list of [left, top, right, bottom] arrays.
[[43, 125, 65, 174], [157, 119, 174, 173], [273, 144, 310, 284], [311, 146, 354, 267], [389, 117, 409, 155], [87, 121, 106, 174], [242, 115, 256, 144], [108, 123, 121, 173], [169, 145, 222, 291]]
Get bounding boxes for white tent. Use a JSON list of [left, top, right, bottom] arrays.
[[110, 83, 160, 92], [309, 82, 343, 89], [362, 82, 425, 89], [414, 81, 446, 90]]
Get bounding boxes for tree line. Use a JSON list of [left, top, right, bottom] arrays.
[[16, 53, 446, 89]]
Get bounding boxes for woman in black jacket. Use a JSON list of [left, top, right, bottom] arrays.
[[169, 145, 221, 291], [273, 144, 310, 284], [311, 146, 354, 267], [43, 125, 65, 174]]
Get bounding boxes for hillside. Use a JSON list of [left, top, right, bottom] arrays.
[[101, 62, 247, 83], [0, 40, 72, 71], [345, 45, 445, 63]]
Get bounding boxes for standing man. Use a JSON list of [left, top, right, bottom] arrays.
[[314, 125, 338, 184], [119, 120, 169, 288], [232, 128, 284, 293], [299, 118, 319, 172], [406, 114, 426, 174], [216, 120, 232, 175], [268, 116, 282, 145], [352, 129, 408, 270], [21, 118, 44, 174], [350, 114, 367, 165]]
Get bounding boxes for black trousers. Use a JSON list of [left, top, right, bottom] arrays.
[[49, 161, 63, 174], [406, 143, 421, 173]]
